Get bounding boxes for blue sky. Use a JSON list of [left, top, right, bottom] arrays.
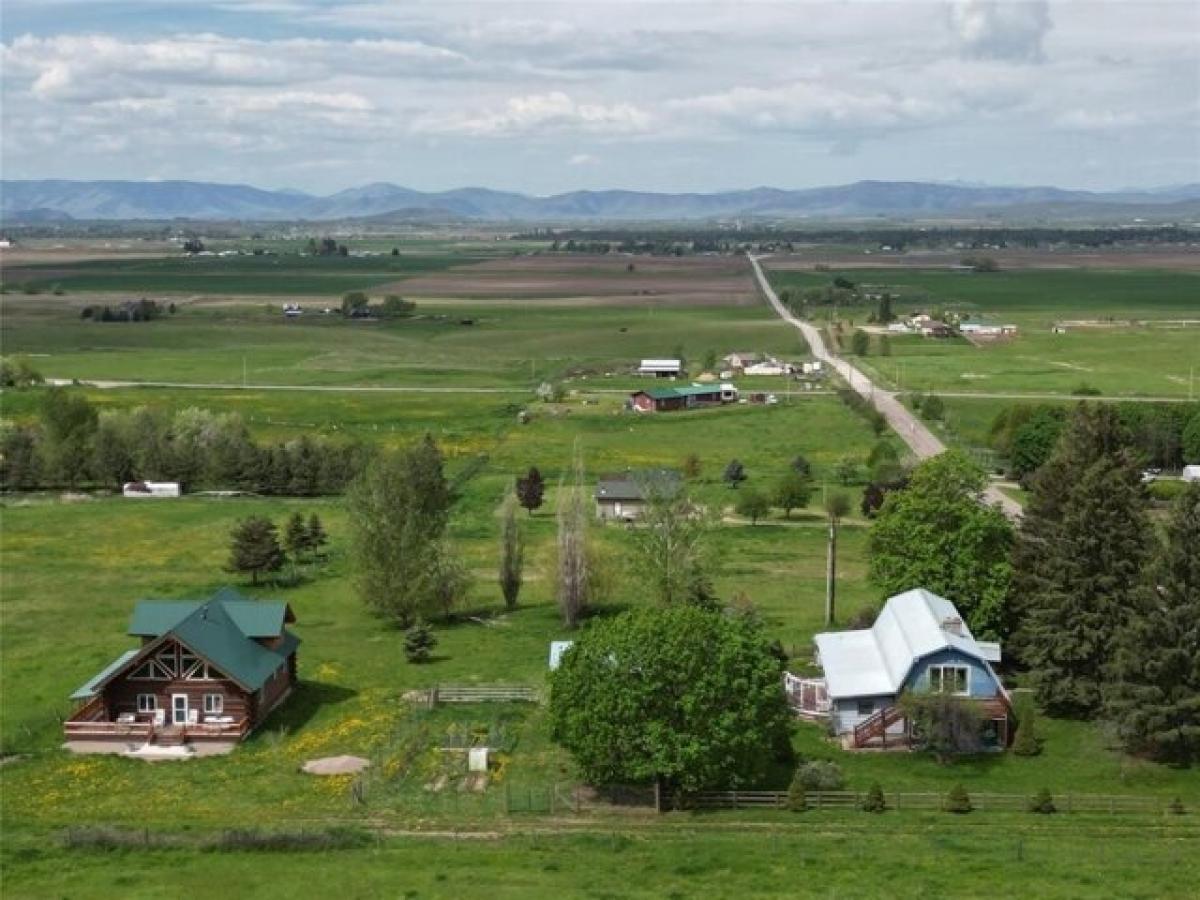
[[2, 1, 1197, 195]]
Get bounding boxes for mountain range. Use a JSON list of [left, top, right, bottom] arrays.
[[3, 179, 1199, 223]]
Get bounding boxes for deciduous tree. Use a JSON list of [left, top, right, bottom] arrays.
[[548, 606, 791, 792]]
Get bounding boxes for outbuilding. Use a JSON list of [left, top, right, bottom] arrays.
[[123, 481, 182, 498], [637, 358, 683, 378]]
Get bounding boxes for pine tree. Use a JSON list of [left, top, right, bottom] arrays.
[[786, 771, 807, 812], [515, 466, 545, 516], [404, 621, 437, 663], [283, 511, 309, 559], [1012, 404, 1150, 717], [944, 783, 972, 814], [306, 513, 328, 558], [226, 516, 285, 584], [1028, 788, 1056, 814], [1105, 483, 1200, 764], [1011, 698, 1041, 757]]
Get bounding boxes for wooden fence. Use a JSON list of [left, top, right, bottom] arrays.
[[428, 684, 541, 706], [683, 790, 1170, 815]]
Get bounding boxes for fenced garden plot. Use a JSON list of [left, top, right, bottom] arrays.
[[427, 684, 542, 706]]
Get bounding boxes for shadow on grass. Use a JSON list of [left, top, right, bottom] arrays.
[[251, 679, 356, 739]]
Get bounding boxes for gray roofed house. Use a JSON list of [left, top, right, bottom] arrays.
[[594, 469, 682, 521]]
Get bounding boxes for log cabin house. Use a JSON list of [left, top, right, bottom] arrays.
[[65, 588, 299, 753]]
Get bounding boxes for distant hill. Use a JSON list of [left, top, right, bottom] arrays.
[[3, 178, 1197, 223]]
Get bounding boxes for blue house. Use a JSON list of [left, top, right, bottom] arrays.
[[798, 588, 1010, 749]]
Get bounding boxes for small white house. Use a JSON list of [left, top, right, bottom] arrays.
[[122, 481, 182, 498], [744, 358, 795, 376], [638, 358, 683, 378], [1182, 465, 1200, 483]]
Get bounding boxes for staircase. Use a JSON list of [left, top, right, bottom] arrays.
[[853, 705, 906, 748]]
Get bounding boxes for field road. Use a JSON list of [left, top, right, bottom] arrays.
[[748, 254, 1024, 519]]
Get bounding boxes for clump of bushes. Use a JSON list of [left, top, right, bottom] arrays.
[[944, 783, 973, 814], [1028, 788, 1056, 814], [861, 782, 887, 813], [211, 827, 373, 852], [792, 760, 845, 792]]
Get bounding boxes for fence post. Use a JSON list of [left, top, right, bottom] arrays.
[[1066, 793, 1073, 814], [732, 789, 739, 810]]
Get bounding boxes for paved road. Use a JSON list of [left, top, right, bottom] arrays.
[[748, 255, 1023, 519]]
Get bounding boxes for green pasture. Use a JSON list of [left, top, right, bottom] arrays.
[[0, 297, 805, 388], [5, 820, 1199, 899], [0, 251, 488, 296], [768, 267, 1200, 397]]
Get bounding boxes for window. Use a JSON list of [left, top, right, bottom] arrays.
[[204, 694, 223, 715], [137, 694, 157, 713], [929, 665, 970, 696], [856, 699, 875, 716]]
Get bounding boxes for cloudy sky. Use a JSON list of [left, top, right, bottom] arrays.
[[2, 0, 1196, 195]]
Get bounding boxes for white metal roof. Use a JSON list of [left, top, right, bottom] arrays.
[[813, 588, 1001, 699], [638, 359, 682, 370]]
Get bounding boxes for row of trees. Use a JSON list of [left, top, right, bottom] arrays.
[[0, 389, 371, 495], [989, 400, 1200, 479], [339, 292, 416, 319], [227, 512, 329, 584]]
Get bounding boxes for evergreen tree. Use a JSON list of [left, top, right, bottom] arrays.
[[226, 516, 285, 585], [786, 771, 808, 812], [404, 621, 437, 663], [1028, 788, 1056, 814], [306, 513, 329, 557], [283, 511, 309, 558], [944, 783, 972, 814], [862, 782, 887, 813], [1105, 484, 1200, 764], [1012, 404, 1150, 717], [723, 458, 746, 488], [515, 466, 545, 515], [1011, 697, 1041, 757]]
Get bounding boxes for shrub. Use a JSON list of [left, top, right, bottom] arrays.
[[1011, 698, 1041, 757], [846, 606, 878, 629], [1168, 797, 1186, 815], [944, 783, 972, 814], [1028, 788, 1056, 814], [861, 782, 887, 813], [1072, 382, 1102, 396], [786, 773, 807, 812], [793, 760, 845, 792], [921, 394, 945, 421]]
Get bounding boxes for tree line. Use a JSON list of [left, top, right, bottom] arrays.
[[0, 388, 371, 495], [865, 404, 1200, 764]]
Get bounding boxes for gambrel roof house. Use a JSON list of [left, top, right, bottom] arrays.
[[799, 588, 1009, 749], [65, 588, 299, 754]]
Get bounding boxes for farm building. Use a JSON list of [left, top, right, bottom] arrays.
[[630, 383, 738, 412], [744, 358, 795, 376], [787, 588, 1009, 750], [721, 352, 760, 372], [637, 358, 683, 378], [122, 481, 182, 498], [960, 322, 1017, 337], [594, 469, 682, 521], [1182, 465, 1200, 483], [65, 588, 299, 754]]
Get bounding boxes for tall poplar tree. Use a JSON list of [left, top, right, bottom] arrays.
[[1012, 404, 1150, 717], [1106, 484, 1200, 763]]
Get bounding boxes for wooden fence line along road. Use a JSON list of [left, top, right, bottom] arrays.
[[746, 254, 1024, 520], [685, 790, 1170, 814], [429, 684, 541, 706]]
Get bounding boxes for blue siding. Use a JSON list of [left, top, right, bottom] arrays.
[[905, 648, 1000, 698]]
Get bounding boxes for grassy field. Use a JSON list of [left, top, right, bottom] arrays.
[[766, 266, 1200, 398], [5, 820, 1199, 899]]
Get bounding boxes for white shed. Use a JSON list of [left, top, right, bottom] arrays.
[[122, 481, 182, 498], [1182, 465, 1200, 483]]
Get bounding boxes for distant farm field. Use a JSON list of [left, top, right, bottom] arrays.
[[766, 265, 1200, 398]]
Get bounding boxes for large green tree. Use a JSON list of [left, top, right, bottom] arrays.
[[867, 451, 1013, 639], [1105, 484, 1200, 763], [39, 388, 98, 486], [348, 435, 463, 625], [549, 606, 791, 792], [628, 479, 716, 606], [226, 516, 285, 585], [1012, 404, 1150, 717]]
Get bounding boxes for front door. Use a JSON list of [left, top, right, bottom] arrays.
[[172, 694, 188, 726]]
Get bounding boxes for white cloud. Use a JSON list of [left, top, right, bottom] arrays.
[[949, 0, 1053, 62], [568, 153, 598, 166], [413, 92, 652, 137]]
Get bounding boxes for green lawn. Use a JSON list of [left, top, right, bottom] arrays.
[[767, 267, 1200, 398]]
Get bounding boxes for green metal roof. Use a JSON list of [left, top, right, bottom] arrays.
[[637, 385, 727, 401], [72, 588, 299, 701], [70, 649, 140, 701], [129, 587, 290, 638]]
